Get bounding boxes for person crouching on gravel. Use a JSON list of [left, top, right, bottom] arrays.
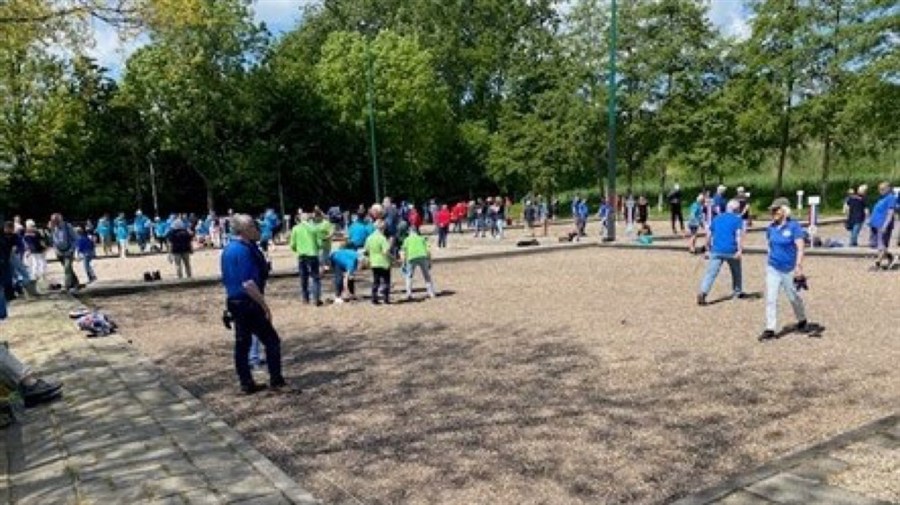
[[364, 219, 392, 305], [759, 198, 809, 342], [697, 199, 745, 306], [400, 227, 435, 300], [330, 245, 361, 303]]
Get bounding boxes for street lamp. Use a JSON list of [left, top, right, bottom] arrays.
[[360, 21, 381, 203], [604, 0, 619, 242]]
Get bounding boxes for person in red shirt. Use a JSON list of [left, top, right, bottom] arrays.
[[452, 201, 465, 233], [436, 204, 452, 248], [408, 206, 422, 231]]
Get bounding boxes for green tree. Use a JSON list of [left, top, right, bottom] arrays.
[[314, 30, 450, 199]]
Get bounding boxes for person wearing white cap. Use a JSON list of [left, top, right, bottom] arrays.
[[667, 183, 685, 235], [713, 185, 728, 216], [759, 197, 808, 341]]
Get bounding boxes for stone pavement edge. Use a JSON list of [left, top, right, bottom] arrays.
[[0, 295, 319, 505]]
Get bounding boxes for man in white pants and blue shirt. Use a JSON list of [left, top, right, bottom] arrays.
[[759, 197, 808, 342]]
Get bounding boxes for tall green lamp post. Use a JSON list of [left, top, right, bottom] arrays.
[[605, 0, 618, 242], [361, 22, 381, 203]]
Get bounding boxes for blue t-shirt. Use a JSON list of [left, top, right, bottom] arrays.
[[713, 194, 727, 215], [347, 221, 372, 248], [76, 236, 95, 256], [221, 240, 266, 299], [766, 219, 804, 273], [114, 218, 129, 241], [710, 213, 743, 255], [330, 249, 358, 274], [869, 193, 897, 229]]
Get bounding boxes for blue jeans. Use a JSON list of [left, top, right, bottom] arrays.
[[248, 336, 264, 367], [298, 256, 321, 302], [699, 253, 743, 296], [82, 253, 97, 282], [765, 265, 806, 331], [848, 222, 863, 247]]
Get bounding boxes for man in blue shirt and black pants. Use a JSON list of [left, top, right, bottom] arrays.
[[221, 214, 286, 394], [698, 199, 745, 306]]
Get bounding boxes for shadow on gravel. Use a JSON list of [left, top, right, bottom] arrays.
[[156, 321, 852, 505]]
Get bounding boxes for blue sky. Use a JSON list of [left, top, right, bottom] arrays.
[[88, 0, 751, 75]]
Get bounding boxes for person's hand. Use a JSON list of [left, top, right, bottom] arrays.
[[734, 251, 742, 260], [795, 264, 803, 277]]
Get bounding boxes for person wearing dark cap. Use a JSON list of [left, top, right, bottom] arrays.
[[759, 197, 808, 342]]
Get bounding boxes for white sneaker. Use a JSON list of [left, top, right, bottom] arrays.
[[334, 298, 345, 305]]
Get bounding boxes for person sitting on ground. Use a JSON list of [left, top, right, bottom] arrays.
[[636, 223, 654, 245], [0, 290, 63, 408]]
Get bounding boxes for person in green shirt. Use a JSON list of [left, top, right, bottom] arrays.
[[400, 227, 435, 300], [315, 210, 335, 272], [364, 219, 392, 304], [289, 211, 323, 305]]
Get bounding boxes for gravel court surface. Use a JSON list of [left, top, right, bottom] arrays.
[[87, 246, 899, 505]]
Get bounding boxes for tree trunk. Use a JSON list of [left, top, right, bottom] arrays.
[[776, 77, 794, 198], [820, 134, 831, 205]]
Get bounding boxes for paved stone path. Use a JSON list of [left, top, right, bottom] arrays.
[[1, 296, 318, 504], [674, 414, 899, 505]]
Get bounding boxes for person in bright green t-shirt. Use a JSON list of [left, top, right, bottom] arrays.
[[289, 211, 323, 305], [364, 219, 392, 304], [315, 211, 335, 272], [400, 227, 435, 300]]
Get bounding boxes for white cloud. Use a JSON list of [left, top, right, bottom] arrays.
[[708, 0, 751, 41]]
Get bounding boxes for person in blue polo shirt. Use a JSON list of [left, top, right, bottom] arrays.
[[330, 245, 361, 303], [698, 199, 745, 305], [759, 197, 808, 342], [221, 214, 286, 395], [869, 182, 896, 269]]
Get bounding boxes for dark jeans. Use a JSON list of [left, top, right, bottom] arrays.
[[372, 267, 391, 303], [332, 265, 356, 297], [670, 205, 684, 232], [438, 226, 449, 248], [59, 254, 80, 290], [227, 298, 283, 388], [298, 255, 321, 302]]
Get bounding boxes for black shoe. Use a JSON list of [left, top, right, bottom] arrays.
[[758, 330, 776, 342], [152, 270, 162, 281], [240, 383, 266, 395], [734, 292, 748, 300], [21, 378, 63, 399], [315, 300, 324, 307], [795, 320, 809, 333], [697, 293, 707, 306], [143, 272, 153, 282]]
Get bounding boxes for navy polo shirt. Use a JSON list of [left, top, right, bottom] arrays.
[[709, 213, 743, 255], [766, 219, 804, 273], [713, 194, 727, 214], [221, 240, 266, 300]]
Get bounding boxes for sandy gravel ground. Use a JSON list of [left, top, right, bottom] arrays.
[[87, 247, 899, 505]]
